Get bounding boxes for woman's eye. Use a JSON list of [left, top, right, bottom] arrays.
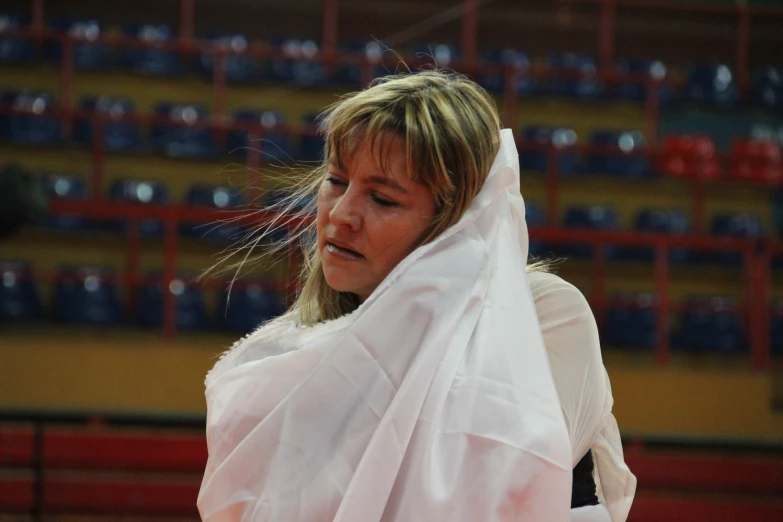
[[372, 195, 398, 207], [326, 176, 347, 187]]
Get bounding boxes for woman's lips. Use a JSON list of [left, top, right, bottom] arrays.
[[326, 242, 364, 260]]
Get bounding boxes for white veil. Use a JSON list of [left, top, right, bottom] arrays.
[[198, 129, 573, 522]]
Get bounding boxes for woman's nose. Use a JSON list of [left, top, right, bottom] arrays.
[[329, 189, 362, 230]]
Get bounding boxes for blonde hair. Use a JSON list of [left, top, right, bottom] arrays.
[[204, 70, 548, 327]]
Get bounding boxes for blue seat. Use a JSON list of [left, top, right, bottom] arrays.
[[335, 40, 387, 87], [410, 42, 459, 68], [2, 91, 60, 144], [121, 24, 182, 76], [228, 109, 290, 162], [519, 126, 580, 174], [687, 64, 739, 108], [198, 33, 259, 83], [299, 112, 324, 162], [603, 292, 657, 349], [559, 205, 618, 258], [478, 49, 534, 95], [41, 173, 92, 231], [702, 212, 763, 265], [546, 53, 602, 99], [47, 19, 110, 69], [0, 261, 42, 321], [525, 201, 549, 258], [674, 296, 747, 353], [0, 14, 33, 63], [218, 282, 284, 333], [108, 179, 169, 235], [588, 130, 649, 178], [613, 209, 690, 263], [137, 274, 208, 330], [615, 59, 671, 102], [53, 266, 123, 325], [771, 299, 783, 355], [754, 66, 783, 112], [181, 184, 246, 241], [151, 102, 216, 158], [74, 96, 141, 151], [268, 38, 326, 86]]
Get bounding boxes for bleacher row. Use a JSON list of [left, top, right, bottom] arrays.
[[1, 13, 783, 109], [2, 87, 782, 188], [0, 261, 284, 333], [0, 423, 781, 521], [3, 259, 779, 353]]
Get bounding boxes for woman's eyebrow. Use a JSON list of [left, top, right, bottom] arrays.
[[367, 175, 407, 193]]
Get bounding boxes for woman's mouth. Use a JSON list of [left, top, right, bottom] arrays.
[[326, 242, 364, 260]]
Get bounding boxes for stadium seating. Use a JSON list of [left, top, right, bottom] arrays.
[[519, 125, 580, 174], [198, 32, 259, 82], [702, 212, 763, 265], [0, 261, 42, 321], [588, 129, 650, 177], [121, 23, 183, 76], [603, 292, 657, 349], [546, 52, 602, 99], [525, 201, 548, 259], [228, 108, 290, 162], [730, 138, 782, 184], [659, 134, 722, 180], [559, 205, 619, 258], [52, 266, 123, 325], [478, 49, 534, 95], [107, 179, 170, 236], [218, 281, 284, 332], [41, 173, 92, 230], [299, 112, 325, 162], [614, 58, 669, 102], [137, 273, 209, 330], [47, 19, 110, 69], [180, 183, 246, 241], [151, 102, 216, 158], [0, 13, 32, 63], [686, 63, 740, 108], [410, 42, 459, 69], [754, 66, 783, 111], [772, 299, 783, 355], [1, 91, 60, 144], [612, 209, 691, 263], [335, 40, 387, 87], [269, 37, 326, 86], [673, 296, 748, 353], [73, 96, 141, 151]]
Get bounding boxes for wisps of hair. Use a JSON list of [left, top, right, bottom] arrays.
[[201, 68, 549, 328]]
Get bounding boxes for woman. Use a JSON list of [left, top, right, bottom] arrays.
[[198, 70, 628, 521], [530, 271, 636, 521]]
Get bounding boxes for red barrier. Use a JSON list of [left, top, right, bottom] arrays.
[[43, 430, 207, 472], [44, 476, 200, 516], [625, 450, 783, 495], [0, 426, 35, 467]]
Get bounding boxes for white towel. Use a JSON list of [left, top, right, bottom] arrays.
[[198, 129, 573, 522]]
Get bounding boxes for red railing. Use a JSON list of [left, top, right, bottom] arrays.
[[1, 98, 779, 367], [2, 419, 782, 520], [2, 1, 781, 367]]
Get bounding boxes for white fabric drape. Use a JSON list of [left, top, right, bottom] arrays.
[[198, 129, 573, 522], [530, 272, 636, 522]]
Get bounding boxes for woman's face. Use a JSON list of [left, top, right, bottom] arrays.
[[316, 134, 436, 301]]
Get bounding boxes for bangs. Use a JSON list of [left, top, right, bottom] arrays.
[[319, 90, 454, 199]]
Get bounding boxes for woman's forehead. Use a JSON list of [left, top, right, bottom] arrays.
[[330, 131, 407, 174]]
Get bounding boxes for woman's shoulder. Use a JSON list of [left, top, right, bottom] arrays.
[[527, 271, 593, 327], [206, 317, 298, 387]]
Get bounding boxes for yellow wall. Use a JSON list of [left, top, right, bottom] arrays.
[[1, 327, 781, 442]]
